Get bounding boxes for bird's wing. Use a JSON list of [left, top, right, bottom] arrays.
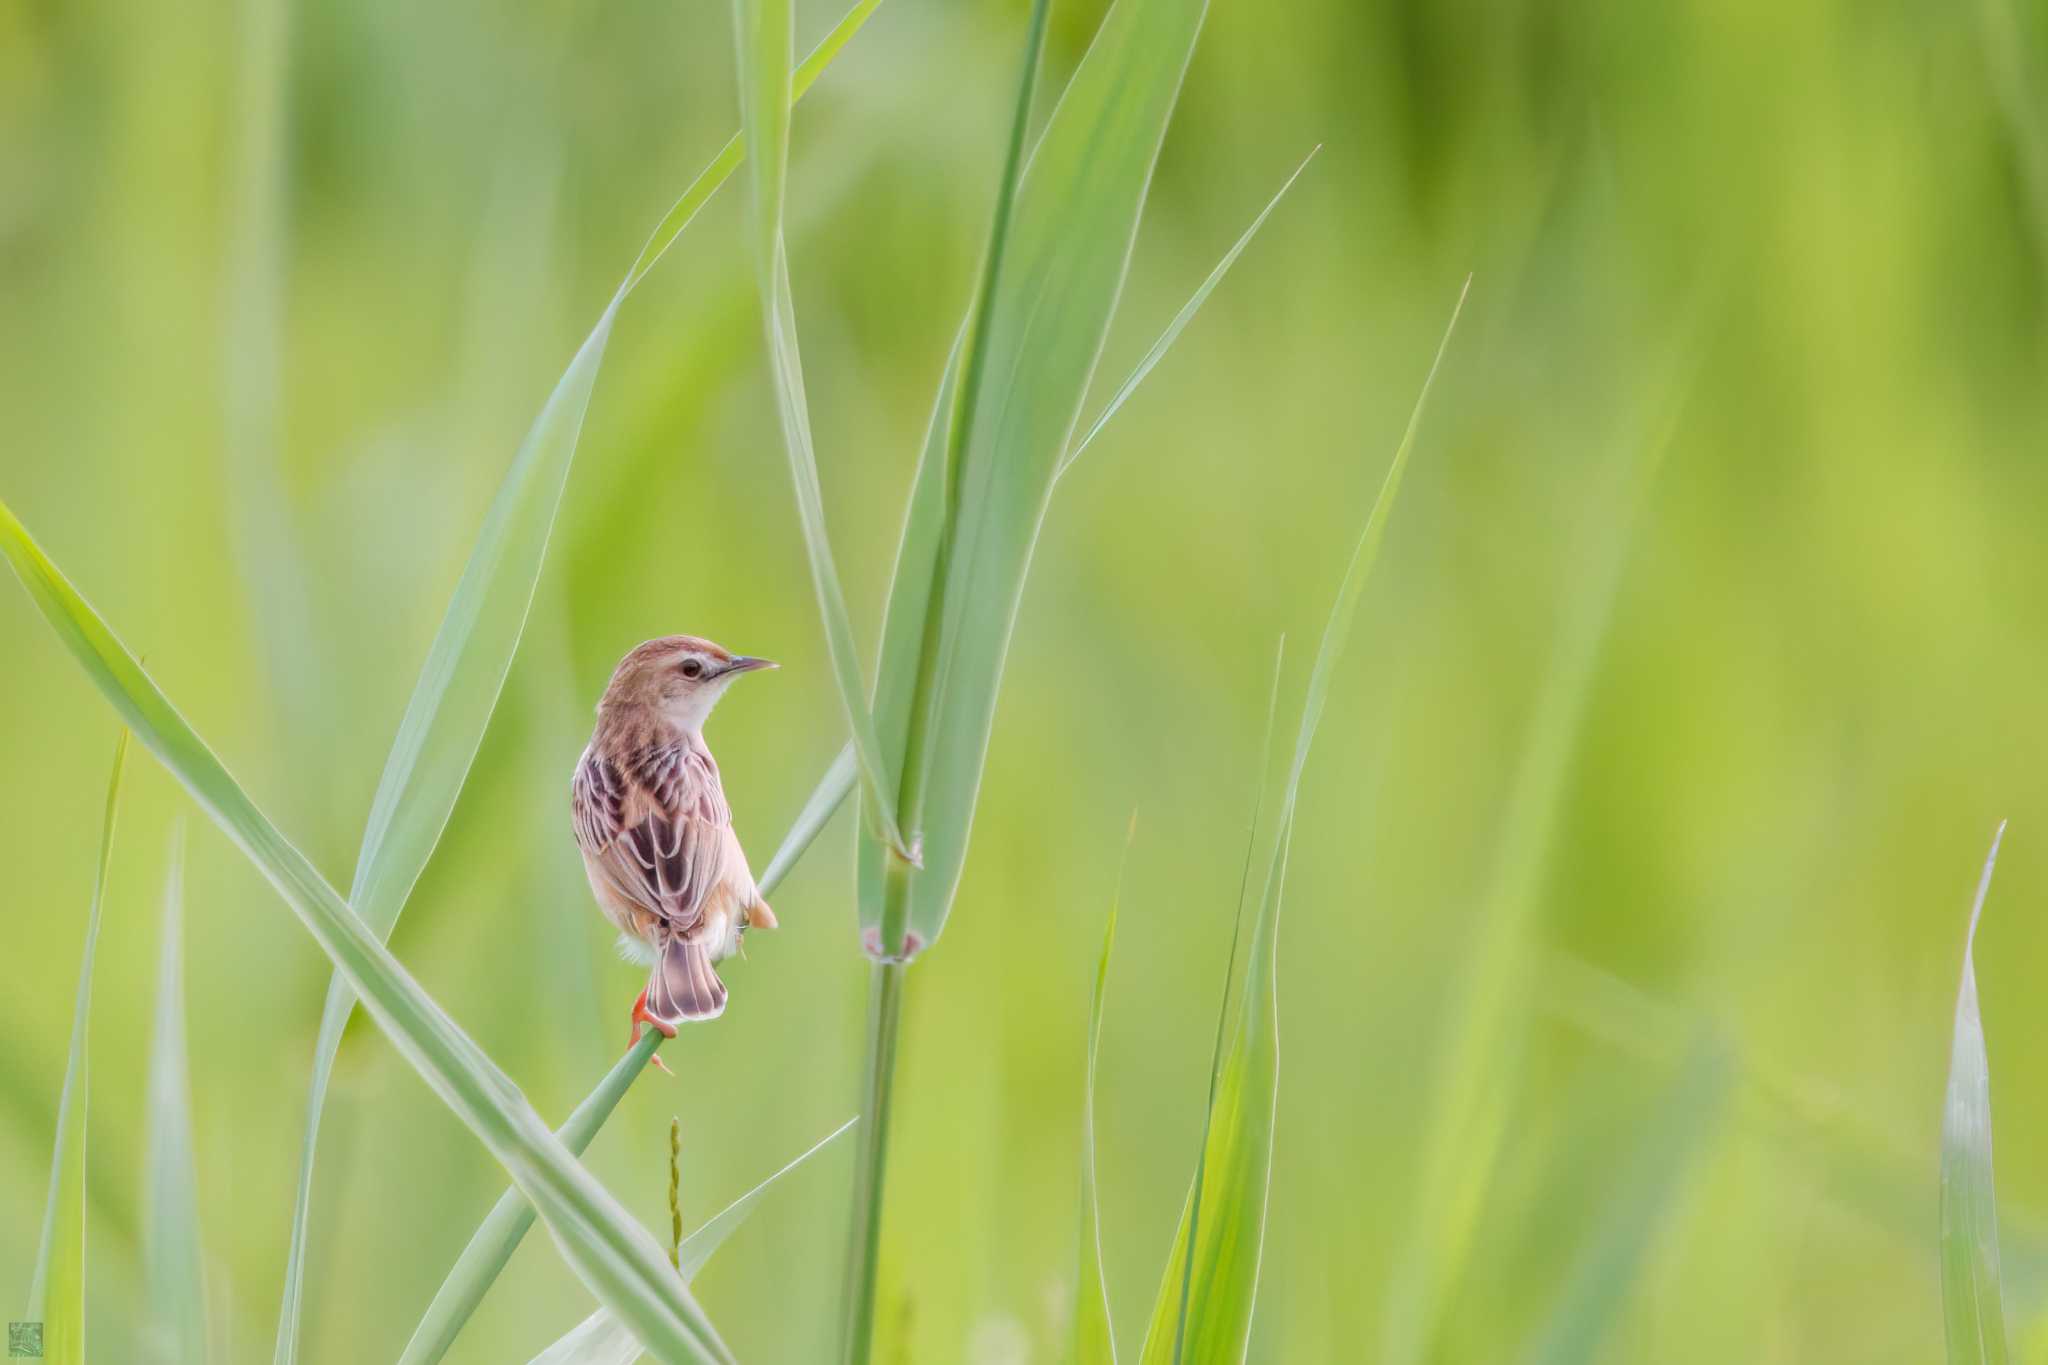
[[572, 740, 732, 938]]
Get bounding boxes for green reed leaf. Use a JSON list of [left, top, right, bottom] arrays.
[[732, 0, 912, 859], [525, 1117, 858, 1365], [1161, 638, 1284, 1363], [676, 1116, 859, 1281], [1058, 146, 1320, 481], [866, 0, 1050, 963], [1070, 832, 1130, 1365], [25, 732, 127, 1365], [530, 1309, 643, 1365], [760, 742, 855, 893], [857, 0, 1212, 956], [276, 285, 619, 1365], [142, 823, 208, 1365], [1139, 281, 1466, 1364], [397, 1036, 659, 1365], [1941, 823, 2013, 1365], [0, 501, 734, 1363]]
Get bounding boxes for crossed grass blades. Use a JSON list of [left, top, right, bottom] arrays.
[[3, 0, 1326, 1359]]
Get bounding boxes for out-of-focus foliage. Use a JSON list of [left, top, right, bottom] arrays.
[[3, 0, 2048, 1360]]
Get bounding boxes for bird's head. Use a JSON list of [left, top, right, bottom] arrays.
[[599, 635, 777, 733]]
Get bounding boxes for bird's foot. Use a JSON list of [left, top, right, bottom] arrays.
[[629, 987, 679, 1076]]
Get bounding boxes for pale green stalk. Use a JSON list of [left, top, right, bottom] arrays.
[[836, 4, 1051, 1359], [839, 959, 907, 1363]]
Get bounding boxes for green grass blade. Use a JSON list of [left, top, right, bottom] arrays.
[[530, 1309, 642, 1365], [525, 1117, 858, 1365], [758, 742, 855, 893], [273, 9, 886, 1357], [1941, 823, 2013, 1364], [1057, 146, 1320, 481], [870, 0, 1050, 962], [142, 823, 207, 1365], [732, 0, 911, 859], [1280, 277, 1467, 805], [398, 744, 854, 1365], [677, 1116, 859, 1280], [276, 286, 620, 1365], [1071, 834, 1130, 1365], [1164, 638, 1285, 1362], [1519, 1046, 1731, 1365], [857, 0, 1212, 956], [1139, 284, 1466, 1365], [397, 1036, 659, 1365], [851, 325, 959, 955], [0, 503, 734, 1364], [1382, 340, 1690, 1365], [621, 0, 884, 296], [25, 732, 128, 1365]]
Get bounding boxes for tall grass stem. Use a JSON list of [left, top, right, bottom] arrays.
[[839, 961, 906, 1364]]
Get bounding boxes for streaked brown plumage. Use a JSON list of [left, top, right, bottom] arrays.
[[571, 635, 777, 1045]]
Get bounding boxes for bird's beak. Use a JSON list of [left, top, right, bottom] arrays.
[[723, 655, 778, 676]]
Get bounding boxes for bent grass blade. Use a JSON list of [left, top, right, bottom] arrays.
[[0, 502, 735, 1362]]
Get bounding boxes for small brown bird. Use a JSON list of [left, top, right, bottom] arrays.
[[571, 636, 779, 1049]]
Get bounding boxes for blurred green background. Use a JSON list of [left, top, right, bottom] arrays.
[[5, 0, 2048, 1359]]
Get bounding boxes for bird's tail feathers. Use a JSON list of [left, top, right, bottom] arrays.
[[649, 936, 727, 1023]]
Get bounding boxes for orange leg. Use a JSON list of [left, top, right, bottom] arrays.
[[629, 987, 679, 1076]]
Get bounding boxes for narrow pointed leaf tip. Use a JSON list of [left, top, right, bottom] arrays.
[[1940, 822, 2011, 1365], [27, 732, 128, 1365], [857, 0, 1213, 955], [1158, 637, 1284, 1365], [1071, 824, 1134, 1365], [1060, 144, 1323, 480], [1141, 282, 1466, 1365], [525, 1116, 857, 1365]]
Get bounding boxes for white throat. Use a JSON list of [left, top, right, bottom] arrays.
[[662, 683, 729, 736]]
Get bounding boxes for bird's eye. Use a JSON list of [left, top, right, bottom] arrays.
[[679, 658, 705, 680]]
